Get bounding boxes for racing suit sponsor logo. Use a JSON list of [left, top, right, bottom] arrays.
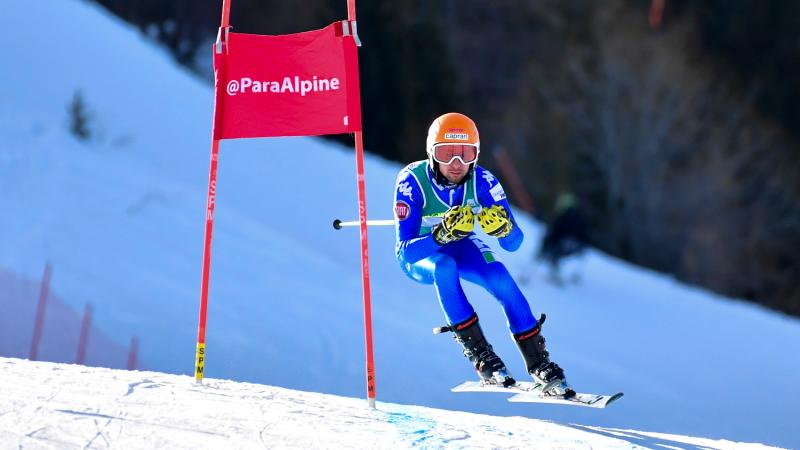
[[490, 183, 506, 201], [397, 181, 414, 201], [395, 201, 410, 221]]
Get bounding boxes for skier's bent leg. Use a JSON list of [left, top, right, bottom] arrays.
[[477, 261, 537, 333], [430, 253, 475, 326], [459, 253, 572, 395], [450, 313, 514, 386], [449, 237, 537, 333], [513, 318, 574, 397], [418, 254, 513, 385]]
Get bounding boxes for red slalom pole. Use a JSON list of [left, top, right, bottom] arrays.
[[221, 0, 231, 27], [195, 0, 231, 384], [347, 0, 377, 409], [76, 303, 93, 365], [29, 262, 52, 361], [355, 130, 376, 408], [195, 138, 220, 383]]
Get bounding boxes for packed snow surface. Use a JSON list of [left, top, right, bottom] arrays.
[[1, 0, 799, 448], [0, 358, 780, 450]]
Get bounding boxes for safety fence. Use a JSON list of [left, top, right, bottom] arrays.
[[0, 262, 138, 370]]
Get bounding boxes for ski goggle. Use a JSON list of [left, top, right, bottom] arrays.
[[430, 143, 479, 165]]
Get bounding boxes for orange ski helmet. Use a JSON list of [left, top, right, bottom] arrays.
[[426, 112, 480, 178]]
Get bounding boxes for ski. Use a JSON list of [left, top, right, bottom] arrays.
[[508, 390, 624, 408], [451, 381, 624, 409]]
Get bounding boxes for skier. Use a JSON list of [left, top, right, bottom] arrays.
[[393, 112, 573, 397]]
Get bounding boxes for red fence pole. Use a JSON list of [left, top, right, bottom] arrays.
[[128, 336, 139, 370], [195, 0, 231, 384], [29, 262, 52, 361], [76, 303, 93, 365]]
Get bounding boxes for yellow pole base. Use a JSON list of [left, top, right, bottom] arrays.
[[194, 342, 206, 383]]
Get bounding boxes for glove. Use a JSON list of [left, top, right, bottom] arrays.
[[432, 205, 474, 245], [478, 205, 513, 238]]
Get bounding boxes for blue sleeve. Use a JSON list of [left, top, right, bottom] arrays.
[[394, 166, 441, 264], [475, 167, 524, 252]]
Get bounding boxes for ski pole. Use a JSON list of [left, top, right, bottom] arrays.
[[332, 219, 395, 230]]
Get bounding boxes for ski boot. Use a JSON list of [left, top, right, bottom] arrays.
[[436, 313, 516, 387], [513, 314, 575, 398]]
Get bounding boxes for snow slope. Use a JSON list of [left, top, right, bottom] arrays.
[[1, 0, 799, 448], [0, 358, 779, 450]]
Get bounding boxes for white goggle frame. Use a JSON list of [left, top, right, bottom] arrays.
[[428, 143, 480, 165]]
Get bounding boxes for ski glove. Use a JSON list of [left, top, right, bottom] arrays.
[[478, 205, 513, 238], [432, 205, 475, 245]]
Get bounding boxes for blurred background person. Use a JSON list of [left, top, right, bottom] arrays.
[[537, 193, 589, 285]]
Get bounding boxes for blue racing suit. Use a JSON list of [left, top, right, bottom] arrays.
[[393, 160, 537, 333]]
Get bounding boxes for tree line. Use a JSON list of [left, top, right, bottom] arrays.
[[92, 0, 800, 315]]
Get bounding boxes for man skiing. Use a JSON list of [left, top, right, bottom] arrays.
[[393, 112, 573, 397]]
